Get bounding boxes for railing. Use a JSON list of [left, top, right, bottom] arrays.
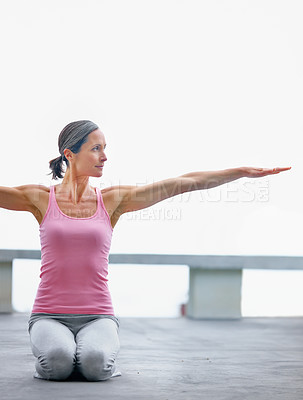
[[1, 249, 303, 318]]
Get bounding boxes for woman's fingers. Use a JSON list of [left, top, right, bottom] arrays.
[[259, 167, 291, 172], [244, 166, 291, 178], [272, 167, 292, 173]]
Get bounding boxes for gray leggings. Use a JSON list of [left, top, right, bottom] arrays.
[[28, 314, 120, 381]]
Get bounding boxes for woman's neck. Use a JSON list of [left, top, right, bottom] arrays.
[[60, 169, 92, 205]]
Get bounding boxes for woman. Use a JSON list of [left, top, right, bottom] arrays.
[[0, 120, 291, 381]]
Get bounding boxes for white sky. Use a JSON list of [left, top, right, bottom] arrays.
[[0, 0, 302, 316]]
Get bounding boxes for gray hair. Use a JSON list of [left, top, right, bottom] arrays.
[[48, 120, 99, 180]]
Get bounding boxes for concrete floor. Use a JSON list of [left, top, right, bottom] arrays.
[[0, 313, 303, 400]]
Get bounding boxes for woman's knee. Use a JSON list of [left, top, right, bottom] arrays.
[[36, 347, 76, 380], [78, 349, 116, 381]]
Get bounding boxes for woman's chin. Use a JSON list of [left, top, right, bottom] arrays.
[[93, 170, 103, 177]]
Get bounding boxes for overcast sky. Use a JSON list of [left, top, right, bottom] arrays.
[[0, 0, 302, 316]]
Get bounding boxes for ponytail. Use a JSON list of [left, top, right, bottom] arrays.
[[48, 155, 65, 180]]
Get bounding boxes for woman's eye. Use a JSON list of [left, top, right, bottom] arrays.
[[93, 146, 106, 151]]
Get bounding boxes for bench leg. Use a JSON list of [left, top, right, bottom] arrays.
[[0, 261, 13, 313], [187, 268, 242, 319]]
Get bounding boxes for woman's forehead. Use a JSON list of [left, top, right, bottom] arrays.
[[88, 129, 106, 143]]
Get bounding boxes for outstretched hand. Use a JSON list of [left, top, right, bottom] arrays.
[[243, 166, 292, 178]]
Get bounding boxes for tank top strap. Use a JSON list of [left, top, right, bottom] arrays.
[[97, 187, 106, 212], [95, 186, 101, 213], [49, 185, 57, 210], [50, 185, 55, 201], [97, 187, 113, 231]]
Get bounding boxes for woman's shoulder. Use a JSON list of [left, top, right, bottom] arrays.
[[20, 184, 50, 209], [15, 184, 50, 225], [100, 185, 134, 220], [20, 183, 50, 193], [24, 184, 50, 198], [7, 184, 50, 202], [0, 184, 49, 214]]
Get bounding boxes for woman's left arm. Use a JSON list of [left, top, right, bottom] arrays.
[[181, 166, 292, 190], [116, 166, 291, 214]]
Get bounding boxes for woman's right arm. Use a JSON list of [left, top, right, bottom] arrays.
[[0, 185, 41, 213]]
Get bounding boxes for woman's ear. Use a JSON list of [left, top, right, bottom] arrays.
[[63, 149, 73, 162]]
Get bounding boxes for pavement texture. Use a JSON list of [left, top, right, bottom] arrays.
[[0, 313, 303, 400]]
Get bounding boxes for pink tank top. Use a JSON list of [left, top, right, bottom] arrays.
[[32, 185, 115, 315]]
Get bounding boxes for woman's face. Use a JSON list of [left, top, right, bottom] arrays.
[[65, 128, 107, 178]]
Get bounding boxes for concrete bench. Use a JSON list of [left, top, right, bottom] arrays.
[[1, 249, 303, 318]]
